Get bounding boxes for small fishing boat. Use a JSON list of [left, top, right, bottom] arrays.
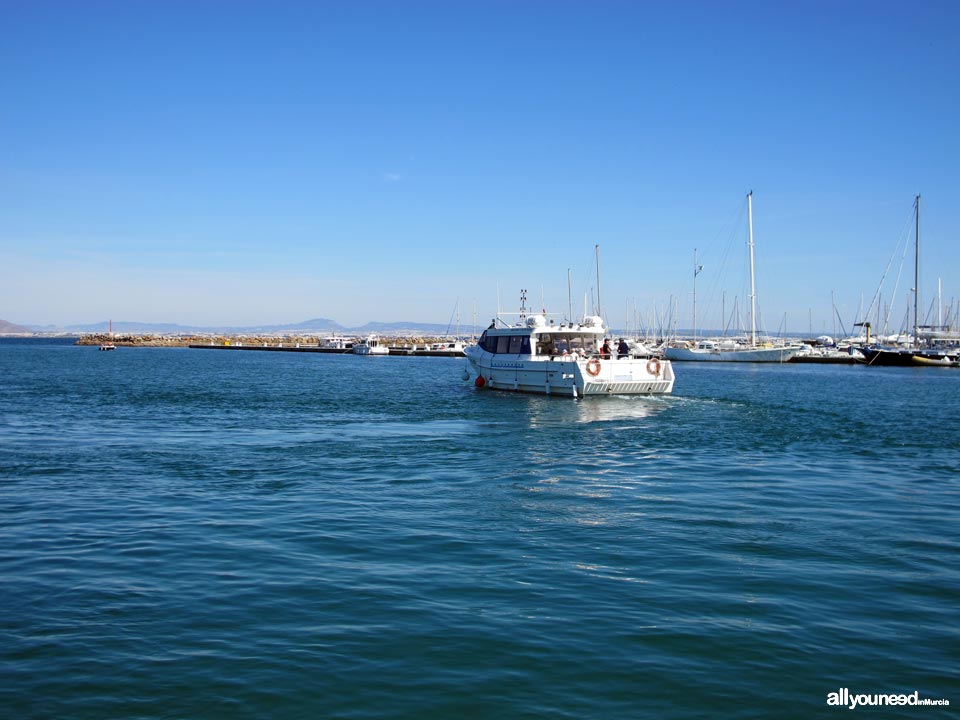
[[352, 334, 390, 355], [465, 314, 674, 398], [99, 320, 117, 351]]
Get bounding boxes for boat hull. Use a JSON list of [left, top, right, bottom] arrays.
[[664, 345, 801, 363], [862, 347, 959, 367], [466, 349, 674, 397]]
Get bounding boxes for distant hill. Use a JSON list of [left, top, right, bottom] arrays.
[[23, 318, 460, 336], [0, 319, 33, 333], [352, 321, 450, 335]]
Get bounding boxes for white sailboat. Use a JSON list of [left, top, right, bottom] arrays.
[[665, 192, 802, 363], [99, 319, 117, 351]]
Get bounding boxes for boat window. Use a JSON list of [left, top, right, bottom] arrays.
[[537, 338, 555, 356], [570, 336, 595, 354], [509, 336, 525, 354], [478, 331, 489, 351], [496, 336, 511, 354]]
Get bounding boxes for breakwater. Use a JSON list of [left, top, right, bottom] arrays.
[[189, 342, 464, 357], [76, 334, 466, 356]]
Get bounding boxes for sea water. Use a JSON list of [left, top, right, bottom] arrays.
[[1, 339, 957, 719]]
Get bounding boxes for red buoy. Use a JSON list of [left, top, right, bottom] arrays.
[[475, 376, 486, 388]]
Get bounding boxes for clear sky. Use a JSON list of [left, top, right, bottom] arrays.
[[2, 0, 958, 333]]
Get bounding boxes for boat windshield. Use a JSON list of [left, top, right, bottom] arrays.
[[536, 332, 598, 356], [478, 331, 531, 354]]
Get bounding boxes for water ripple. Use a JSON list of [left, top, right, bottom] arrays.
[[0, 345, 957, 718]]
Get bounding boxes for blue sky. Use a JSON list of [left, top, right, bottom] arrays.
[[1, 0, 957, 333]]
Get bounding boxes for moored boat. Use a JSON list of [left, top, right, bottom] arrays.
[[858, 197, 958, 367], [99, 319, 117, 351], [861, 346, 958, 367], [352, 334, 390, 355], [666, 338, 800, 363], [318, 335, 352, 350], [664, 192, 802, 363], [428, 340, 466, 356]]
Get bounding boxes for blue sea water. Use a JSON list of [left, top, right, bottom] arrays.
[[1, 339, 957, 719]]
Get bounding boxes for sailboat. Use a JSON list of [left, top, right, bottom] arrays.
[[99, 319, 117, 351], [664, 192, 803, 363], [860, 196, 959, 367]]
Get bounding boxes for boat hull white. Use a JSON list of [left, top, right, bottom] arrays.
[[466, 348, 674, 397], [353, 334, 390, 355], [664, 345, 801, 363]]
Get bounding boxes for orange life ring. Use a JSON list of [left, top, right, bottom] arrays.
[[586, 357, 602, 376], [646, 358, 661, 376]]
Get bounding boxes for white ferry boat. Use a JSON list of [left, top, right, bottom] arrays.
[[465, 314, 674, 398], [352, 334, 390, 355], [318, 335, 352, 350]]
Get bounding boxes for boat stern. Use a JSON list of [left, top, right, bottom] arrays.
[[576, 356, 674, 395]]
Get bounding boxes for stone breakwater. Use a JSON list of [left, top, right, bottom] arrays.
[[75, 334, 462, 350], [77, 334, 222, 347]]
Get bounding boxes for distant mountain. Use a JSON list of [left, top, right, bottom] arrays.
[[22, 318, 459, 335], [271, 318, 347, 332], [352, 321, 450, 335], [0, 319, 33, 333]]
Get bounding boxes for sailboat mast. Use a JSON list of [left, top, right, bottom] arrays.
[[914, 194, 920, 346], [693, 248, 703, 341], [693, 248, 697, 340], [747, 191, 757, 346]]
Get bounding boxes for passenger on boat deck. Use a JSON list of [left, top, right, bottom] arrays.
[[617, 338, 629, 358], [601, 339, 612, 359]]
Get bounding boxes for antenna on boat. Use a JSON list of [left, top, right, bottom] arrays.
[[567, 269, 573, 323], [520, 288, 528, 322], [595, 244, 602, 321]]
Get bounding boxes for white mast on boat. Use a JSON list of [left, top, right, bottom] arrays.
[[693, 248, 703, 340], [747, 191, 758, 347], [913, 194, 920, 347]]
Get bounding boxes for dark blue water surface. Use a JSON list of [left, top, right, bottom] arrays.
[[1, 340, 957, 719]]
